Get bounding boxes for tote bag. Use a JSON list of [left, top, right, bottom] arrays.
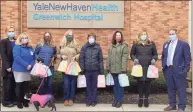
[[77, 75, 87, 88], [106, 73, 114, 86], [131, 65, 143, 77], [147, 65, 159, 78], [97, 75, 106, 88], [118, 74, 130, 87], [57, 61, 68, 72]]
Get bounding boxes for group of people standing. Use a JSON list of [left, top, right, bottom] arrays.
[[0, 26, 191, 112]]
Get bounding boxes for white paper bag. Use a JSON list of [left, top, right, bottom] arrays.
[[77, 75, 87, 88]]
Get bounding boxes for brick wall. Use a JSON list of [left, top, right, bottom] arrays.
[[0, 1, 189, 71]]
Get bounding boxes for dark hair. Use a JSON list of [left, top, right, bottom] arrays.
[[112, 31, 124, 45], [87, 33, 96, 40]]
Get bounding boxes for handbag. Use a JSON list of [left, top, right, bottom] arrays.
[[97, 75, 106, 88], [131, 65, 143, 77], [106, 73, 114, 86], [77, 75, 87, 88], [147, 65, 159, 78], [57, 61, 68, 72], [118, 74, 130, 87]]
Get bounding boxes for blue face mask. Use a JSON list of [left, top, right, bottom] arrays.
[[7, 32, 15, 38], [140, 35, 147, 41], [169, 35, 176, 41]]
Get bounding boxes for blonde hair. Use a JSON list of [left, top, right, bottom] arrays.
[[135, 30, 152, 45], [38, 32, 55, 47], [60, 30, 78, 48], [5, 25, 15, 39], [15, 32, 32, 47]]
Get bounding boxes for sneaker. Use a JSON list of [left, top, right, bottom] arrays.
[[112, 100, 118, 107], [116, 102, 122, 108], [91, 102, 97, 107]]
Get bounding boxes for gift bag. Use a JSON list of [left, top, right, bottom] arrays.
[[66, 62, 81, 76], [30, 63, 39, 76], [47, 68, 52, 77], [36, 64, 48, 77], [77, 75, 87, 88], [131, 65, 143, 77], [118, 74, 130, 87], [97, 75, 106, 88], [147, 65, 159, 78], [57, 61, 68, 72], [106, 73, 114, 86]]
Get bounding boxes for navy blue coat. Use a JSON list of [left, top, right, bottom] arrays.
[[162, 40, 191, 75], [80, 42, 104, 74]]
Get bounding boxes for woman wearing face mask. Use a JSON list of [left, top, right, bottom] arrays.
[[79, 33, 104, 107], [0, 26, 17, 107], [12, 33, 35, 109], [130, 30, 158, 108], [34, 32, 56, 95], [57, 30, 80, 106], [106, 31, 129, 108]]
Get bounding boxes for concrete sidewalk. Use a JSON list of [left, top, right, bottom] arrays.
[[1, 104, 192, 111]]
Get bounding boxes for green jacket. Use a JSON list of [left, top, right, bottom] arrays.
[[106, 42, 129, 74]]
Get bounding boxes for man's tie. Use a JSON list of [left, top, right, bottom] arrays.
[[167, 42, 174, 66]]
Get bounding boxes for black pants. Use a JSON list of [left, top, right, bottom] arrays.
[[15, 81, 29, 104], [137, 80, 151, 98], [2, 76, 16, 105]]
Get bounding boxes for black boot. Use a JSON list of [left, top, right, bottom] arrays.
[[138, 98, 143, 107], [144, 98, 149, 107]]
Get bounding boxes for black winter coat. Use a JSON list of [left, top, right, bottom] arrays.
[[130, 41, 158, 81], [0, 38, 15, 77], [80, 42, 104, 74]]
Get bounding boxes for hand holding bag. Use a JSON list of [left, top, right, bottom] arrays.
[[131, 65, 143, 77], [118, 74, 130, 87], [147, 65, 159, 78], [97, 75, 106, 88], [77, 75, 87, 88]]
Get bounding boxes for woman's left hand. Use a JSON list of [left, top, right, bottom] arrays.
[[71, 56, 76, 61], [151, 59, 156, 65]]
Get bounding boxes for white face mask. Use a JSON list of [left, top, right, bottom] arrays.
[[88, 38, 95, 44]]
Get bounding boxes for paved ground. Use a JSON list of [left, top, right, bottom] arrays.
[[1, 104, 192, 111]]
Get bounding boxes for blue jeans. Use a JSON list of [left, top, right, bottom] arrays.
[[63, 73, 77, 100], [38, 66, 54, 95], [85, 71, 99, 104], [112, 73, 124, 102]]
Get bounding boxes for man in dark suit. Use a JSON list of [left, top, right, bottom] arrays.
[[162, 29, 191, 112], [0, 26, 16, 107]]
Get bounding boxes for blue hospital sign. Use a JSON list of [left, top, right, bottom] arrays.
[[27, 1, 124, 28]]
